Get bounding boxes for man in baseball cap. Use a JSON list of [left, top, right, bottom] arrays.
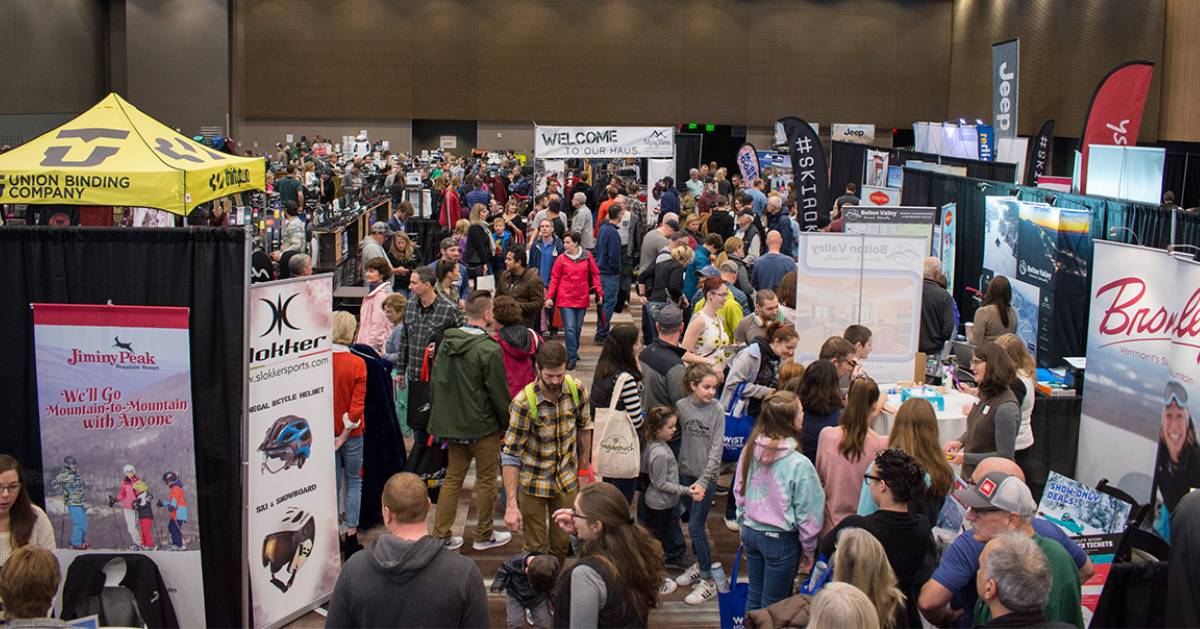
[[919, 472, 1084, 628]]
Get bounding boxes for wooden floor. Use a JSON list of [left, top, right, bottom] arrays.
[[291, 304, 743, 628]]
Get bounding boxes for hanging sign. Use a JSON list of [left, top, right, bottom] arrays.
[[534, 126, 674, 158]]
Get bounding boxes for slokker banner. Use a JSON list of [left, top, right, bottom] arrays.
[[32, 303, 206, 625], [1077, 61, 1155, 194], [780, 116, 830, 232], [534, 126, 674, 159], [736, 143, 760, 183], [992, 39, 1019, 139], [247, 275, 340, 628], [1026, 119, 1055, 184]]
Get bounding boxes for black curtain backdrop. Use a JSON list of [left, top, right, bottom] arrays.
[[675, 133, 703, 186], [0, 226, 246, 628], [829, 142, 1018, 198], [901, 168, 1200, 360], [829, 141, 867, 197]]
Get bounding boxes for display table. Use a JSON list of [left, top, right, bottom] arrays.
[[874, 384, 978, 447], [1022, 393, 1082, 501]]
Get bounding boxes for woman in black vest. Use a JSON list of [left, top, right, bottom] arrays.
[[552, 483, 666, 628], [944, 343, 1020, 479]]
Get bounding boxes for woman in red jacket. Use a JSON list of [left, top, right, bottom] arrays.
[[544, 230, 602, 370], [331, 311, 367, 551], [438, 174, 463, 228]]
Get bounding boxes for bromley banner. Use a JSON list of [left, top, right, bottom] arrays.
[[248, 275, 340, 628], [534, 126, 674, 159], [1077, 242, 1200, 537], [1077, 61, 1155, 194], [32, 303, 205, 625]]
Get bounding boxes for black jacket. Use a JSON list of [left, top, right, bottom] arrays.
[[639, 339, 688, 411], [491, 551, 550, 607], [350, 344, 408, 531], [641, 258, 685, 304], [465, 223, 492, 269], [61, 553, 179, 628], [976, 610, 1076, 628], [707, 210, 736, 242], [919, 278, 956, 354]]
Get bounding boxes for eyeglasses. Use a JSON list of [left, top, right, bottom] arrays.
[[0, 482, 21, 495], [566, 508, 590, 521], [1165, 381, 1188, 406], [863, 474, 882, 486]]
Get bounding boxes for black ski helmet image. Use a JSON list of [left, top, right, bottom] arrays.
[[258, 415, 313, 474], [261, 506, 315, 593]]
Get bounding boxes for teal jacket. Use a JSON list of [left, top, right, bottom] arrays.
[[428, 326, 512, 440]]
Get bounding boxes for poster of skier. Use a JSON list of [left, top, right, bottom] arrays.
[[32, 302, 205, 624]]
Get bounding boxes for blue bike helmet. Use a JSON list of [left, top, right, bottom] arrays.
[[258, 415, 312, 473]]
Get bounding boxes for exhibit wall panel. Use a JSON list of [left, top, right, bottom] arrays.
[[0, 0, 104, 117], [476, 121, 535, 153], [947, 0, 1165, 139], [1160, 0, 1200, 141], [235, 119, 413, 154], [234, 0, 952, 128]]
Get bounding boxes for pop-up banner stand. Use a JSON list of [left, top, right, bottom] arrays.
[[792, 233, 926, 383]]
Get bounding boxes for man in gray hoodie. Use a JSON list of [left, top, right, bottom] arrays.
[[325, 472, 490, 628]]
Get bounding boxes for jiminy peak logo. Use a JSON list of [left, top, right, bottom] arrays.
[[67, 335, 157, 367]]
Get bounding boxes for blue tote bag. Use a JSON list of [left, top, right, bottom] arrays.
[[723, 382, 753, 463]]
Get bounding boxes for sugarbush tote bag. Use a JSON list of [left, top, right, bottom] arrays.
[[591, 372, 641, 479]]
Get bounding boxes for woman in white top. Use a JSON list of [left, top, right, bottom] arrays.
[[0, 455, 56, 567], [683, 276, 732, 369], [996, 333, 1036, 455]]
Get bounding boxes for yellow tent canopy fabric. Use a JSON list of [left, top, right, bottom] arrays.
[[0, 93, 264, 216]]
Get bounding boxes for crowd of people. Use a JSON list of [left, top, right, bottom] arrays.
[[4, 150, 1190, 629]]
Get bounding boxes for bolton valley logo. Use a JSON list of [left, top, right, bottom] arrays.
[[260, 293, 300, 337]]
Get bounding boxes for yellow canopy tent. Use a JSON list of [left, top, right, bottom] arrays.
[[0, 93, 264, 216]]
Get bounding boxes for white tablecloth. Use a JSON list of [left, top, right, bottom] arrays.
[[874, 384, 977, 447]]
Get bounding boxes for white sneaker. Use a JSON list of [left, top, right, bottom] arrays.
[[525, 608, 534, 626], [443, 536, 464, 551], [724, 518, 740, 532], [684, 579, 718, 605], [659, 578, 678, 595], [674, 562, 701, 586], [472, 531, 513, 551]]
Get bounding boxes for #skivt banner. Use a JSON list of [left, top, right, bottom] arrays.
[[1077, 61, 1155, 194], [1077, 242, 1200, 540], [32, 303, 205, 625], [992, 39, 1019, 139], [1026, 119, 1055, 184], [779, 116, 830, 232], [248, 275, 340, 628], [735, 143, 761, 184]]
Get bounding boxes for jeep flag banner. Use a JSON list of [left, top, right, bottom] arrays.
[[1077, 61, 1155, 194], [1027, 119, 1055, 184], [0, 94, 264, 215], [992, 39, 1019, 139], [780, 116, 830, 232], [534, 126, 674, 158], [1077, 242, 1200, 539], [735, 143, 760, 183], [248, 275, 340, 628], [32, 303, 206, 625]]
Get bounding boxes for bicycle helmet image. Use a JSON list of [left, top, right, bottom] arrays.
[[258, 415, 313, 474], [261, 507, 316, 593]]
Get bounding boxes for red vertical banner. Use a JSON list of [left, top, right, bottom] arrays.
[[1077, 61, 1154, 194]]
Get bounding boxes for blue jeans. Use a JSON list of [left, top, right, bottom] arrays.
[[336, 435, 364, 529], [68, 504, 88, 546], [559, 307, 586, 363], [680, 474, 715, 578], [598, 274, 621, 338], [642, 501, 688, 567], [605, 476, 636, 504], [741, 526, 800, 611]]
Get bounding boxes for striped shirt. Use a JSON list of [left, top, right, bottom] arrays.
[[590, 371, 644, 429]]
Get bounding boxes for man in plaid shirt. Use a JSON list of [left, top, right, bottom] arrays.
[[396, 266, 464, 385], [501, 342, 593, 559]]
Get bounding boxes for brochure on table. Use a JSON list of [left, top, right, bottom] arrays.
[[792, 233, 925, 382]]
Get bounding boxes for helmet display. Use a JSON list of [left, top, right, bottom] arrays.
[[123, 464, 136, 476], [258, 415, 313, 474], [261, 507, 316, 593], [162, 471, 179, 485]]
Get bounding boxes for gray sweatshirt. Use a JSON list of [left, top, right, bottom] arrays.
[[642, 440, 692, 510], [676, 396, 725, 488]]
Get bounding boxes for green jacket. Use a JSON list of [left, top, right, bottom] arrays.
[[428, 326, 512, 440]]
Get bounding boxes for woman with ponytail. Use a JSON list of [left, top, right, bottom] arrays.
[[551, 482, 667, 627]]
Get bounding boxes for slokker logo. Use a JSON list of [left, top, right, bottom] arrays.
[[260, 293, 300, 337]]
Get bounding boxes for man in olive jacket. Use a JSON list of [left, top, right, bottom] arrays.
[[428, 290, 514, 552], [496, 243, 545, 330]]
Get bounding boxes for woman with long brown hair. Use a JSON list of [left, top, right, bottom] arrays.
[[971, 276, 1017, 346], [551, 482, 666, 627], [816, 378, 887, 534], [0, 455, 55, 566], [995, 333, 1037, 469], [859, 398, 955, 522], [945, 342, 1021, 479]]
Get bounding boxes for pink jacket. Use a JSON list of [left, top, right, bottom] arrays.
[[115, 477, 138, 510], [546, 251, 601, 309], [355, 282, 394, 354], [815, 426, 887, 535]]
